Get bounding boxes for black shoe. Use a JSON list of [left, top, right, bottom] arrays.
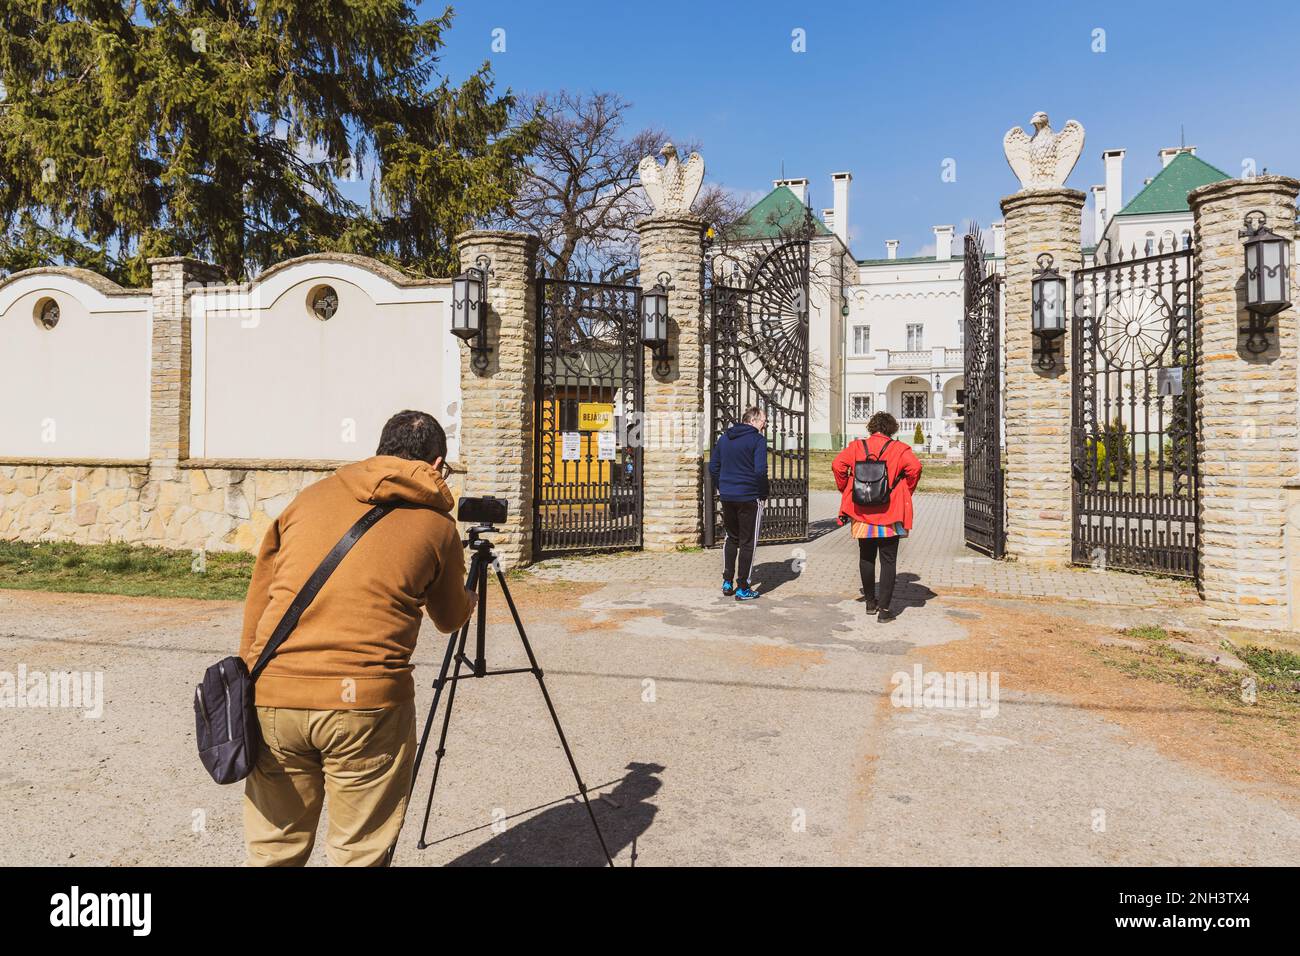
[[862, 597, 878, 613], [877, 608, 896, 623]]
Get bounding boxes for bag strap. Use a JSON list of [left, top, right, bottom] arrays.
[[251, 503, 391, 680]]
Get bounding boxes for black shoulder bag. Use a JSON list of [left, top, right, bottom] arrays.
[[851, 438, 903, 507], [194, 504, 391, 785]]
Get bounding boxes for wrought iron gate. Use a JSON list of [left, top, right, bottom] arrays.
[[962, 230, 1005, 558], [706, 236, 812, 544], [1071, 244, 1198, 578], [534, 276, 643, 557]]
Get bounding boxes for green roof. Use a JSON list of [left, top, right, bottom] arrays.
[[725, 185, 833, 241], [1114, 152, 1230, 217]]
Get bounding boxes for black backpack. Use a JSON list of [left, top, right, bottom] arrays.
[[852, 438, 903, 507], [194, 504, 390, 785]]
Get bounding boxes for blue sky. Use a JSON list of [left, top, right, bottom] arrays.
[[424, 0, 1300, 259]]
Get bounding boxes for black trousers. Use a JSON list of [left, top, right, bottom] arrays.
[[858, 536, 900, 609], [721, 499, 762, 587]]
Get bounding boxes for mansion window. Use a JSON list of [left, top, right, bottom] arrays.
[[906, 323, 924, 351], [849, 394, 872, 421], [902, 391, 929, 419], [852, 324, 871, 355]]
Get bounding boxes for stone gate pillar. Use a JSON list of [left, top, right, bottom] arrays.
[[148, 257, 224, 467], [637, 214, 707, 551], [1188, 176, 1300, 628], [454, 230, 540, 569], [999, 188, 1086, 563]]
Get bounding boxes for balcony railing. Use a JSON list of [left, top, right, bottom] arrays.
[[887, 350, 930, 368], [880, 348, 964, 370]]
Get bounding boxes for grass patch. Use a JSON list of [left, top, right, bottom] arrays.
[[1235, 644, 1300, 680], [808, 449, 962, 491], [0, 539, 253, 600], [1099, 640, 1300, 712], [1121, 625, 1170, 641]]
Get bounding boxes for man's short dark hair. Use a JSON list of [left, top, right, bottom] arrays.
[[867, 411, 899, 437], [376, 410, 447, 464], [742, 406, 765, 425]]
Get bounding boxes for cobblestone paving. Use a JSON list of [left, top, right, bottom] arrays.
[[529, 492, 1201, 620]]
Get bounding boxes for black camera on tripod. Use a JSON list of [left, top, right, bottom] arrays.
[[457, 494, 508, 528]]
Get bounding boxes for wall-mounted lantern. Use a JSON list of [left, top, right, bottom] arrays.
[[1031, 252, 1067, 370], [452, 254, 492, 371], [1239, 210, 1291, 354], [641, 271, 673, 376]]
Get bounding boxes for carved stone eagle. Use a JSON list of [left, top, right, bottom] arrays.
[[1003, 112, 1085, 191], [637, 142, 705, 216]]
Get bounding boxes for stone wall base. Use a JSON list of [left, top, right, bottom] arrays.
[[0, 463, 342, 553]]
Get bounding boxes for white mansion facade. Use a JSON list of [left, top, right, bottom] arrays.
[[729, 143, 1230, 452]]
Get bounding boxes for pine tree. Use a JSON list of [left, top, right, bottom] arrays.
[[0, 2, 538, 284]]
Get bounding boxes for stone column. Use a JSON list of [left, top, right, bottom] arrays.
[[454, 230, 540, 569], [637, 214, 707, 551], [148, 257, 224, 467], [999, 188, 1086, 563], [1188, 176, 1300, 628]]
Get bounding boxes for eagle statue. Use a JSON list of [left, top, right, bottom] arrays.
[[638, 142, 705, 216], [1003, 112, 1085, 191]]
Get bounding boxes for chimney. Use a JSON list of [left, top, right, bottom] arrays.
[[773, 177, 809, 206], [1103, 149, 1125, 229], [933, 224, 954, 261], [831, 171, 851, 246], [885, 240, 899, 260], [1159, 146, 1196, 167], [991, 222, 1005, 258], [822, 209, 835, 234], [1090, 184, 1107, 242]]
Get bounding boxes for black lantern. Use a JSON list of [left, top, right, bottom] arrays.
[[1031, 252, 1067, 370], [452, 255, 492, 371], [641, 271, 673, 375], [1240, 210, 1291, 354]]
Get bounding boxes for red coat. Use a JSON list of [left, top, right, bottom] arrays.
[[832, 434, 923, 530]]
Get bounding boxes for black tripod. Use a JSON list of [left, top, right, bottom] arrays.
[[388, 523, 614, 867]]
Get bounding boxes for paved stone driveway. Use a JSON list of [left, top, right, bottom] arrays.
[[532, 492, 1200, 617]]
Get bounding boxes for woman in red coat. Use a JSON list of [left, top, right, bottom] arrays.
[[831, 412, 923, 622]]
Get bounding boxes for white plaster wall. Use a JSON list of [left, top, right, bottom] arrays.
[[1099, 210, 1193, 259], [191, 261, 459, 461], [0, 275, 151, 459]]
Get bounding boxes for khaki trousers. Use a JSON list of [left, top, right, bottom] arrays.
[[243, 700, 416, 866]]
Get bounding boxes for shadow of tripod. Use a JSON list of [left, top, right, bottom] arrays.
[[386, 522, 613, 867]]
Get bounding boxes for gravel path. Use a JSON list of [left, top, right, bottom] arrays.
[[0, 493, 1293, 866]]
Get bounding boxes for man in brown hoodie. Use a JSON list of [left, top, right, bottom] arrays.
[[239, 410, 475, 866]]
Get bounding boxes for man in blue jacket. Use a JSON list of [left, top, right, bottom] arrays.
[[708, 406, 769, 601]]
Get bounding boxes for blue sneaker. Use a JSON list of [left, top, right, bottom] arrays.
[[734, 586, 760, 601], [722, 580, 735, 596]]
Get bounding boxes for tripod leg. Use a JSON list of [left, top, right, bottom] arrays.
[[415, 623, 470, 850], [380, 628, 458, 866], [493, 563, 616, 867], [384, 552, 489, 866]]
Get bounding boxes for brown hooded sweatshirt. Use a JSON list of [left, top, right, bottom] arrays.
[[238, 455, 475, 710]]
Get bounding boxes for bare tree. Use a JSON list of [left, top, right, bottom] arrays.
[[501, 91, 744, 281]]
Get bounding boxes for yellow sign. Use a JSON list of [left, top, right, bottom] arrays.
[[578, 402, 615, 431]]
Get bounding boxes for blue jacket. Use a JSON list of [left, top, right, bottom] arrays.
[[708, 423, 770, 502]]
